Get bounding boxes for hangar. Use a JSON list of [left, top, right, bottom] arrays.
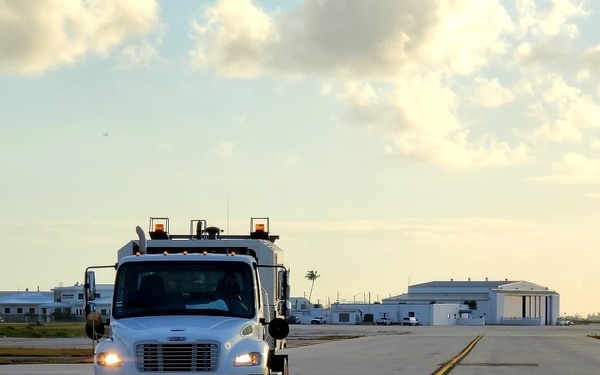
[[384, 279, 560, 325]]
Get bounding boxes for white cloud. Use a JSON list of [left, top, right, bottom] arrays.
[[189, 0, 514, 79], [0, 0, 159, 75], [531, 152, 600, 184], [510, 0, 590, 70], [284, 156, 301, 168], [536, 0, 588, 38], [470, 77, 516, 107], [187, 1, 546, 170], [188, 0, 279, 78], [385, 131, 533, 170], [335, 77, 533, 170], [590, 139, 600, 151], [527, 76, 600, 143], [116, 39, 161, 70], [514, 0, 589, 39], [319, 83, 333, 97], [211, 141, 236, 159], [558, 152, 600, 175]]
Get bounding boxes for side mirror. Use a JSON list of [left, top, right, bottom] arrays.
[[277, 270, 289, 300], [86, 271, 96, 301]]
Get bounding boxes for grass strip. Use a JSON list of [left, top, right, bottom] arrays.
[[0, 347, 92, 357], [0, 323, 85, 338]]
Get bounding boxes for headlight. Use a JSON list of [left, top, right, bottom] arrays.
[[97, 352, 123, 367], [234, 352, 262, 366]]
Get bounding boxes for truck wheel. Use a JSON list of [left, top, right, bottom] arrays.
[[270, 355, 288, 375]]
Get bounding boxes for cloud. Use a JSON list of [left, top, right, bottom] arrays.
[[190, 1, 573, 170], [189, 0, 514, 79], [280, 216, 537, 244], [557, 152, 600, 175], [530, 152, 600, 184], [116, 39, 162, 70], [188, 0, 279, 78], [5, 0, 595, 173], [0, 0, 159, 75], [210, 141, 236, 159], [335, 77, 534, 170], [470, 77, 516, 108], [526, 75, 600, 143], [284, 156, 301, 168], [528, 0, 588, 38]]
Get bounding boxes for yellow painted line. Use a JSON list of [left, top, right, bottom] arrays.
[[430, 334, 483, 375]]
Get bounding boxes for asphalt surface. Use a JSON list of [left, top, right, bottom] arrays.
[[0, 324, 599, 374]]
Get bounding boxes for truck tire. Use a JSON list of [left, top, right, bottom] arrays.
[[270, 354, 288, 375]]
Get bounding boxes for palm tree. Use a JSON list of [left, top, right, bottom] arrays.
[[305, 270, 321, 302]]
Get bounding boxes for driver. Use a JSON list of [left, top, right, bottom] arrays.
[[216, 272, 248, 315]]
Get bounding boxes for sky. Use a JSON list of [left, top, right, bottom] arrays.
[[1, 0, 600, 317]]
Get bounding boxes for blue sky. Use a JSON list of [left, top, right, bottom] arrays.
[[1, 0, 600, 316]]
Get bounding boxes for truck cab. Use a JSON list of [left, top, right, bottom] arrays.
[[84, 217, 290, 375]]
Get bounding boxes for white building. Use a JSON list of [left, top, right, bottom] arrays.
[[0, 284, 114, 323], [384, 279, 560, 325], [329, 301, 472, 326], [0, 293, 57, 323], [289, 297, 328, 324], [53, 283, 114, 321]]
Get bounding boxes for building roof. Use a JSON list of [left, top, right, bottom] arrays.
[[384, 279, 557, 303], [40, 301, 72, 308], [411, 280, 518, 289], [0, 291, 53, 298], [0, 293, 53, 305]]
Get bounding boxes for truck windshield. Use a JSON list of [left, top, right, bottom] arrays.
[[112, 261, 256, 319]]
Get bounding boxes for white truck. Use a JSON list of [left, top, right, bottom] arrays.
[[84, 217, 290, 375]]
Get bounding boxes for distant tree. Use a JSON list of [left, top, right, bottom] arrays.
[[463, 300, 478, 310], [50, 310, 77, 322], [305, 270, 321, 302]]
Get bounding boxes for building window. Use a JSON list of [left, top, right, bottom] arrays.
[[29, 308, 35, 314], [101, 309, 108, 315], [17, 308, 23, 314], [78, 293, 84, 300], [4, 308, 9, 314], [339, 313, 350, 323]]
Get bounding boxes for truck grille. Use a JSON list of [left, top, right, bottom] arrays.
[[136, 342, 219, 372]]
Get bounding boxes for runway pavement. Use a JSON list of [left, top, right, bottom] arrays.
[[0, 324, 598, 374]]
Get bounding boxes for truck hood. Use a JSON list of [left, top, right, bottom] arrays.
[[110, 315, 256, 343]]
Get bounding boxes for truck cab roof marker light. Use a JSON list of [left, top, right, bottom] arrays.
[[149, 217, 170, 240]]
